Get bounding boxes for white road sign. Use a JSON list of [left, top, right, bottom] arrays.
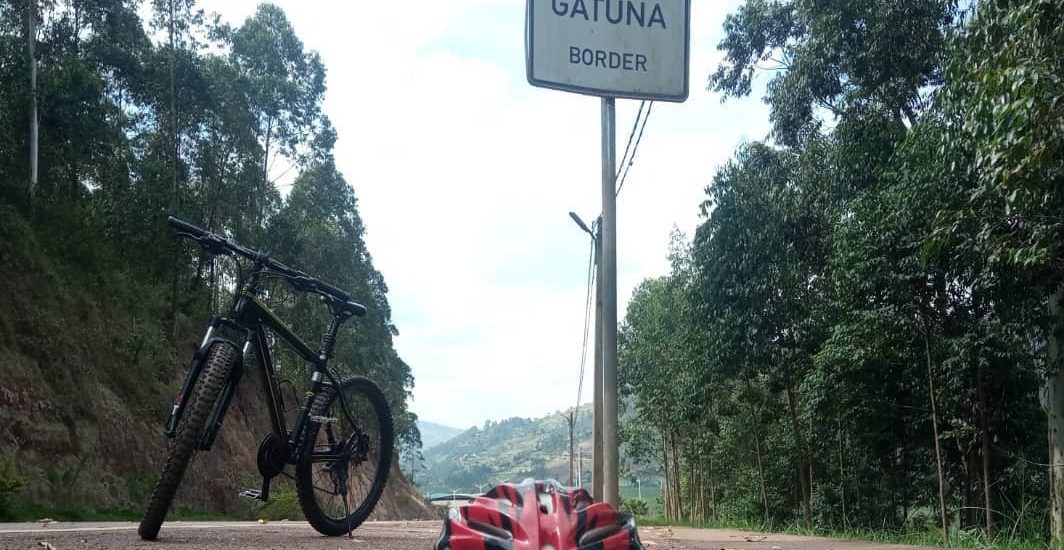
[[526, 0, 690, 102]]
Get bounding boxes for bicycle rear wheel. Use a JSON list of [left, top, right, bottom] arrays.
[[138, 341, 237, 540], [294, 376, 393, 536]]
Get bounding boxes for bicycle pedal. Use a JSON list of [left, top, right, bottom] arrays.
[[238, 489, 264, 501]]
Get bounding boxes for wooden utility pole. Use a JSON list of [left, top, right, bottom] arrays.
[[593, 219, 603, 500], [578, 446, 583, 488], [565, 411, 575, 486]]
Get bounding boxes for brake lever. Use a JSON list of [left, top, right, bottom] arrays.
[[289, 275, 315, 292], [175, 231, 227, 255], [199, 235, 232, 256]]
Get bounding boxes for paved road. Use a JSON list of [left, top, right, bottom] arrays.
[[0, 520, 949, 550]]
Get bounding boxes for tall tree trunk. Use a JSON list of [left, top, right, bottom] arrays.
[[922, 323, 949, 542], [708, 453, 717, 521], [785, 384, 812, 528], [661, 432, 672, 521], [839, 415, 848, 528], [755, 427, 770, 524], [689, 462, 698, 522], [699, 462, 707, 523], [900, 433, 908, 528], [262, 118, 272, 185], [670, 433, 684, 521], [258, 117, 272, 226], [689, 462, 697, 521], [168, 0, 177, 209], [26, 0, 38, 200], [964, 445, 976, 528], [1046, 283, 1064, 547], [978, 369, 993, 537], [167, 0, 180, 339]]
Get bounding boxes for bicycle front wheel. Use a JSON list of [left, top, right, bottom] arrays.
[[295, 376, 393, 536], [139, 340, 237, 540]]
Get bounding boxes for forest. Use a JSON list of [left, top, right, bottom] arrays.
[[618, 0, 1062, 547], [0, 0, 420, 517]]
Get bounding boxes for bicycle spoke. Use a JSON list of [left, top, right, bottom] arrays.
[[307, 386, 385, 524]]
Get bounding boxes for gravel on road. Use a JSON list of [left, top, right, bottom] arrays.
[[0, 520, 949, 550]]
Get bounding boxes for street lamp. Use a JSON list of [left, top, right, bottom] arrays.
[[569, 211, 604, 502], [569, 211, 593, 235]]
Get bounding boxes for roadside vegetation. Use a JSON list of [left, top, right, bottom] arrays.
[[0, 0, 420, 518], [619, 1, 1062, 549]]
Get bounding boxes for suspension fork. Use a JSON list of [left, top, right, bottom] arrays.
[[166, 314, 231, 437], [198, 335, 250, 450]]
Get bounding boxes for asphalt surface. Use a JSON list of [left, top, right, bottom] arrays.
[[0, 520, 951, 550]]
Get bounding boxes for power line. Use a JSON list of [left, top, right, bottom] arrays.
[[616, 101, 653, 196], [574, 223, 596, 426], [571, 101, 650, 462], [616, 101, 646, 178]]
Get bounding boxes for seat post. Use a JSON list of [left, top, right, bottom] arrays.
[[319, 315, 343, 361]]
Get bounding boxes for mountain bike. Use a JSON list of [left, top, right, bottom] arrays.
[[138, 217, 393, 540]]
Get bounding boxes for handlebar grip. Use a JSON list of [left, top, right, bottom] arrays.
[[168, 216, 208, 238], [346, 301, 368, 317]]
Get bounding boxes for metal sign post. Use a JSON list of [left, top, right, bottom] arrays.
[[526, 0, 690, 508], [599, 96, 619, 507]]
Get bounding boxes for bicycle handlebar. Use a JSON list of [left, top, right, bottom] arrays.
[[167, 216, 365, 315]]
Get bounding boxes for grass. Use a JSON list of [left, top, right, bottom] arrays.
[[634, 516, 1049, 550]]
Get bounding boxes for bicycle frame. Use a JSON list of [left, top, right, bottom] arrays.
[[164, 264, 353, 464]]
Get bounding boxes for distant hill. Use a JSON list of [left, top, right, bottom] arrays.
[[419, 406, 594, 493], [418, 420, 465, 450]]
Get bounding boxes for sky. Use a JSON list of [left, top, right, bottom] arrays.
[[199, 0, 771, 430]]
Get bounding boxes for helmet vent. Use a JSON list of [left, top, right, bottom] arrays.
[[538, 492, 554, 514], [579, 524, 623, 547], [467, 520, 513, 541]]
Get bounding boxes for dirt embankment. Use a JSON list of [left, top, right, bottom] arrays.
[[0, 210, 433, 521]]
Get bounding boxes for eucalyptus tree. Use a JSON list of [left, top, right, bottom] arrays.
[[223, 4, 326, 226], [709, 0, 959, 147], [927, 0, 1064, 541]]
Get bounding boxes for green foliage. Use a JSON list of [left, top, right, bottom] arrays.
[[42, 457, 89, 517], [621, 0, 1058, 547], [621, 497, 649, 517], [710, 0, 959, 145], [254, 484, 304, 521], [0, 0, 418, 518], [0, 449, 25, 520]]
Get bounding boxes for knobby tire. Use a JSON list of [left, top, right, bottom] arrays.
[[295, 376, 393, 537], [138, 341, 238, 540]]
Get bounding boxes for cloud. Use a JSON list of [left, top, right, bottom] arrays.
[[200, 0, 769, 428]]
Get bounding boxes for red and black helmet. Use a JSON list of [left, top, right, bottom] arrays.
[[435, 479, 645, 550]]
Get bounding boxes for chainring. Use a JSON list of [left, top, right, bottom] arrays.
[[256, 432, 289, 479]]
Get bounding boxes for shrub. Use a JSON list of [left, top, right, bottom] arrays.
[[620, 497, 649, 517], [0, 450, 25, 520]]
